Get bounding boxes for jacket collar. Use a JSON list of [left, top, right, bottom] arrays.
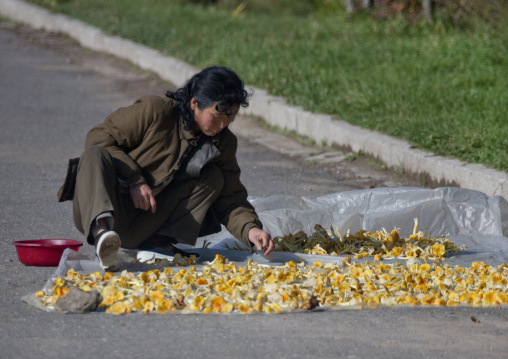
[[178, 114, 199, 144]]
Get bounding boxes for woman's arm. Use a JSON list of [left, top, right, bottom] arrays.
[[213, 130, 272, 252]]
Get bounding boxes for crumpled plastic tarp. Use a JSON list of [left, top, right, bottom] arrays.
[[253, 186, 508, 238], [199, 186, 508, 267]]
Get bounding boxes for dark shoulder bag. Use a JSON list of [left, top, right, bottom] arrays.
[[57, 157, 80, 202]]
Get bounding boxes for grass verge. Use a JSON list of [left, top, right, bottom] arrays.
[[27, 0, 508, 172]]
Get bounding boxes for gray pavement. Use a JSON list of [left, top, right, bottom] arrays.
[[1, 22, 508, 359]]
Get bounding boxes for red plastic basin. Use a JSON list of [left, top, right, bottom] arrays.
[[12, 239, 83, 266]]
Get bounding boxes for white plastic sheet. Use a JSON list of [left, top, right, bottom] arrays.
[[199, 187, 508, 267]]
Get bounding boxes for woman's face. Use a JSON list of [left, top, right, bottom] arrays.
[[191, 98, 238, 136]]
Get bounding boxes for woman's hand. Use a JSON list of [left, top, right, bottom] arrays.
[[129, 183, 157, 213], [248, 227, 274, 256]]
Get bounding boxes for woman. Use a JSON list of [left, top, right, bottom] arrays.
[[60, 66, 273, 271]]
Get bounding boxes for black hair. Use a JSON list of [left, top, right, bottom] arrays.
[[166, 66, 251, 130]]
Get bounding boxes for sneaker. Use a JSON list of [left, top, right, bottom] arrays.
[[95, 231, 121, 272]]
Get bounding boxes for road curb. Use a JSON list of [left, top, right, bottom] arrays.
[[2, 0, 507, 199]]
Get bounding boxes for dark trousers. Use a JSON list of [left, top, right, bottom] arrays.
[[72, 146, 224, 249]]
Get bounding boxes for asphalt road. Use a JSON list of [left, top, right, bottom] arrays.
[[1, 23, 507, 359]]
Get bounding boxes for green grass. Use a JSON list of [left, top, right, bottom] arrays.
[[29, 0, 508, 172]]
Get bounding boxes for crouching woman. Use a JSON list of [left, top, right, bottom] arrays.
[[58, 66, 273, 271]]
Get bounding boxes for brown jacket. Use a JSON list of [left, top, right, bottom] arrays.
[[84, 95, 262, 245]]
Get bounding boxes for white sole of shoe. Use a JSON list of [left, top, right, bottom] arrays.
[[96, 231, 121, 272]]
